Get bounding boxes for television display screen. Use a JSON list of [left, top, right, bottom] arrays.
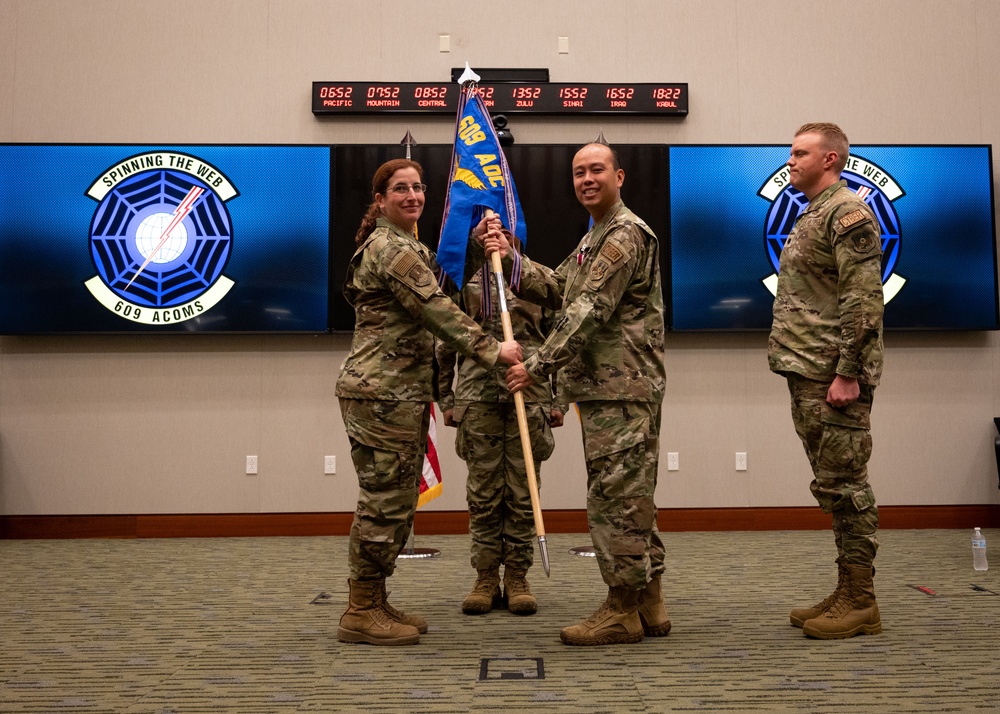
[[669, 145, 998, 330], [0, 144, 331, 333], [330, 143, 670, 331]]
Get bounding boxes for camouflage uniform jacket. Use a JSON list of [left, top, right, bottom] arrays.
[[336, 218, 501, 401], [768, 180, 884, 385], [436, 267, 558, 411], [514, 200, 666, 404]]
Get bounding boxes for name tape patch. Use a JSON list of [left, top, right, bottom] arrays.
[[838, 209, 867, 230]]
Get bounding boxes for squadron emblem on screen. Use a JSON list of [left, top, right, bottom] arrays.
[[758, 155, 907, 303], [84, 151, 237, 325]]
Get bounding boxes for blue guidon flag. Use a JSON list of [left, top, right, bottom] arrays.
[[437, 84, 526, 291]]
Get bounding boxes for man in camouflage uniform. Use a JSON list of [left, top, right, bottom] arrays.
[[498, 143, 670, 646], [769, 123, 884, 640], [436, 247, 563, 616]]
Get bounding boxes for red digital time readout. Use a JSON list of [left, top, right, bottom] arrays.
[[606, 87, 635, 100], [559, 86, 589, 107], [365, 85, 401, 107], [471, 85, 496, 107], [413, 85, 449, 107], [510, 85, 542, 107], [652, 87, 682, 100], [413, 86, 448, 99], [312, 82, 687, 115], [511, 86, 542, 99], [367, 86, 400, 99], [317, 85, 354, 107], [318, 86, 353, 99]]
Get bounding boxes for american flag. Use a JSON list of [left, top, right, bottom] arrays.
[[417, 403, 443, 507]]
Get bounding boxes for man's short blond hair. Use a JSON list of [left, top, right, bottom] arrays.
[[796, 122, 850, 173]]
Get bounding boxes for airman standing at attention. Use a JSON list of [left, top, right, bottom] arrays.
[[436, 233, 563, 617], [769, 122, 885, 640]]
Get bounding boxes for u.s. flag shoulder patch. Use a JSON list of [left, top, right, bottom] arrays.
[[388, 251, 419, 280]]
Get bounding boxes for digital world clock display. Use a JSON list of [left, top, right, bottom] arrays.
[[312, 82, 688, 116]]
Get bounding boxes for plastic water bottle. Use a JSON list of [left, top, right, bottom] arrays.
[[972, 527, 988, 571]]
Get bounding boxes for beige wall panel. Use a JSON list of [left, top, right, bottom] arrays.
[[0, 0, 998, 516], [744, 333, 818, 507], [623, 0, 740, 144], [255, 335, 351, 512], [749, 333, 1000, 509], [659, 333, 751, 507], [378, 0, 628, 83], [871, 333, 997, 505], [314, 386, 591, 512], [339, 381, 590, 512], [0, 336, 264, 514], [539, 408, 588, 508], [733, 0, 982, 144], [0, 1, 14, 141], [11, 0, 271, 142], [424, 417, 464, 511], [975, 0, 1000, 143], [267, 0, 382, 144], [292, 0, 634, 147]]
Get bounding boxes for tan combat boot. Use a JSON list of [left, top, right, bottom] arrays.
[[337, 578, 420, 646], [637, 574, 672, 636], [503, 568, 537, 615], [380, 580, 428, 633], [461, 568, 503, 614], [801, 564, 882, 639], [790, 560, 849, 628], [560, 586, 644, 646]]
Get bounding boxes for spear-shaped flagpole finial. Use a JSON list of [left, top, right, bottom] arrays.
[[400, 129, 416, 160], [595, 129, 609, 146], [456, 62, 481, 86]]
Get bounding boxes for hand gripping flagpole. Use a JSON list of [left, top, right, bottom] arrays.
[[454, 63, 550, 576], [484, 210, 550, 576]]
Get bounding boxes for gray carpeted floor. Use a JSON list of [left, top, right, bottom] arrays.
[[1, 529, 998, 713]]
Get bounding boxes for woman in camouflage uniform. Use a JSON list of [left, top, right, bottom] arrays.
[[335, 159, 522, 646]]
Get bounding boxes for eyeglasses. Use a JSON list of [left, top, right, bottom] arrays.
[[387, 183, 427, 195]]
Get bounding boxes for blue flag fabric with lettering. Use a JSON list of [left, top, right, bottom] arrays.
[[437, 87, 526, 289]]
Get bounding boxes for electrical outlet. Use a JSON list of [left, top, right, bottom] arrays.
[[735, 452, 747, 471], [246, 455, 258, 475], [667, 452, 679, 471], [324, 455, 336, 475]]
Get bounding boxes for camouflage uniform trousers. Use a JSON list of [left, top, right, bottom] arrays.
[[786, 373, 879, 566], [339, 398, 430, 581], [455, 401, 554, 571], [579, 400, 665, 590]]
